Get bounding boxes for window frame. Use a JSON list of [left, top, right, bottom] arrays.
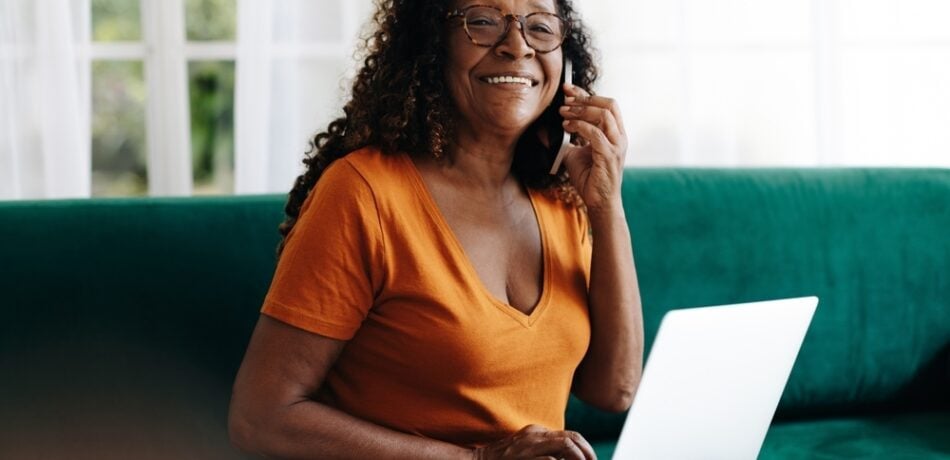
[[86, 0, 358, 197]]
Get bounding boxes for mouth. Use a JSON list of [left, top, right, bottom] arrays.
[[478, 73, 539, 87]]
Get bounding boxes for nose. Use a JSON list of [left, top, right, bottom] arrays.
[[494, 18, 536, 60]]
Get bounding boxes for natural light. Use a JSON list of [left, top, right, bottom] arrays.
[[1, 0, 949, 200]]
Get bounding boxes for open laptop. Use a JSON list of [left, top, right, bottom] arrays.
[[611, 296, 818, 460]]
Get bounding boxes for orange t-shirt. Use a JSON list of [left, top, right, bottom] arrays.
[[261, 147, 592, 447]]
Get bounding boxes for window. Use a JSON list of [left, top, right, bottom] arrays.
[[7, 0, 946, 201], [87, 0, 370, 197], [90, 0, 237, 196]]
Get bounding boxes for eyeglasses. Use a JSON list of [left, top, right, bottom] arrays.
[[446, 5, 570, 54]]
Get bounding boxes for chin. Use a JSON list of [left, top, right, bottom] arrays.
[[486, 115, 536, 135]]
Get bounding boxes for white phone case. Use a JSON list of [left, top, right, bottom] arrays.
[[549, 58, 573, 175]]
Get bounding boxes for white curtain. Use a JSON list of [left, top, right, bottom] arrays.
[[234, 0, 374, 195], [236, 0, 950, 183], [577, 0, 950, 167], [0, 0, 90, 200]]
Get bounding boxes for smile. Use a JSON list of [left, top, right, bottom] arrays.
[[480, 75, 537, 87]]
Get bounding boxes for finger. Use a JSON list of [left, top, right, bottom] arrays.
[[564, 86, 626, 136], [519, 424, 552, 435], [564, 93, 626, 137], [563, 85, 604, 108], [566, 431, 598, 460], [559, 104, 623, 146], [545, 431, 587, 460], [563, 119, 618, 164], [518, 433, 586, 460], [556, 439, 587, 460]]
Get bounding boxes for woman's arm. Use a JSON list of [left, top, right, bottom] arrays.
[[560, 84, 645, 413], [229, 316, 596, 459], [572, 204, 643, 413], [229, 316, 471, 459]]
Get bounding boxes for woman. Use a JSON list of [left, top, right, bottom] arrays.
[[229, 0, 643, 458]]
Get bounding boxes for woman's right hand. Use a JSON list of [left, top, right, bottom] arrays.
[[472, 425, 597, 460]]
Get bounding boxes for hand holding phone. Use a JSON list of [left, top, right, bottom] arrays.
[[549, 58, 573, 175]]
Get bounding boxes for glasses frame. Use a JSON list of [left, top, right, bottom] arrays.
[[446, 4, 571, 54]]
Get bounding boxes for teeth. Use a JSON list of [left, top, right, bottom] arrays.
[[486, 76, 532, 86]]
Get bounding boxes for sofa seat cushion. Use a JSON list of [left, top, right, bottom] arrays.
[[760, 412, 950, 459], [587, 412, 950, 459]]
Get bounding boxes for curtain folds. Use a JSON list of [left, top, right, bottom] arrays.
[[0, 0, 89, 200], [234, 0, 371, 195], [234, 0, 312, 195]]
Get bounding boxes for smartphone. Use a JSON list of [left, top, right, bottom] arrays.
[[548, 58, 573, 175]]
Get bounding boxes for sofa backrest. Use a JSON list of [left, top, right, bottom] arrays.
[[627, 169, 948, 407], [0, 195, 282, 458], [568, 168, 950, 440], [1, 169, 948, 452]]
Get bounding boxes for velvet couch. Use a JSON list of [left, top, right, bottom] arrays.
[[1, 168, 948, 459]]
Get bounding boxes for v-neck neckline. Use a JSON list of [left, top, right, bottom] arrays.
[[400, 152, 552, 327]]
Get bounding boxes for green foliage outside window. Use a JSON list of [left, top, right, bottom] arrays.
[[186, 0, 237, 41], [91, 0, 141, 41], [91, 0, 237, 196], [190, 62, 235, 195]]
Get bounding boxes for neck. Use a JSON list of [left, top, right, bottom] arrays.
[[438, 124, 523, 191]]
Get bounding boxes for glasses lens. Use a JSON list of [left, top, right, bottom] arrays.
[[524, 13, 565, 52], [464, 7, 506, 46]]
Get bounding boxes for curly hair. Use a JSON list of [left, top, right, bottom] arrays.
[[276, 0, 599, 257]]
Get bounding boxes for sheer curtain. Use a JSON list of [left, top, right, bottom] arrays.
[[236, 0, 949, 184], [0, 0, 90, 200], [577, 0, 950, 167], [234, 0, 373, 195]]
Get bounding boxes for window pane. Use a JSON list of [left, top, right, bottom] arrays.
[[189, 61, 235, 195], [92, 61, 147, 196], [186, 0, 237, 41], [91, 0, 141, 41]]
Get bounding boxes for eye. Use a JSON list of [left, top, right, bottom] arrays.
[[467, 15, 500, 27], [530, 24, 554, 35]]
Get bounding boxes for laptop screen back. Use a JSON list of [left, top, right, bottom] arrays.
[[612, 297, 818, 460]]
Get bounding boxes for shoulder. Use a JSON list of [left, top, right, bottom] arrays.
[[532, 188, 591, 248], [315, 147, 409, 199], [323, 147, 418, 208], [336, 147, 408, 185]]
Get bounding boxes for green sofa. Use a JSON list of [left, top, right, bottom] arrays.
[[1, 168, 948, 459]]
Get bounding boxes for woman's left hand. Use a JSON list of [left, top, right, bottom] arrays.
[[558, 84, 628, 213]]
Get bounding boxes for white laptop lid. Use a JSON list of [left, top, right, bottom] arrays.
[[611, 296, 818, 460]]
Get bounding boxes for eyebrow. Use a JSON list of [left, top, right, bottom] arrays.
[[529, 1, 556, 13], [458, 1, 558, 14]]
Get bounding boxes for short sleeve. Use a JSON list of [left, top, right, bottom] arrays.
[[261, 159, 385, 340]]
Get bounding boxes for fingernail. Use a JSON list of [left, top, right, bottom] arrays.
[[565, 96, 575, 104], [562, 120, 570, 126]]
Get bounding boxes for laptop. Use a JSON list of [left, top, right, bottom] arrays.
[[611, 296, 818, 460]]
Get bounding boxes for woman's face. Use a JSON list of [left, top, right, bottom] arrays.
[[444, 0, 563, 140]]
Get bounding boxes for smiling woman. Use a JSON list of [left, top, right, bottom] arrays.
[[228, 0, 643, 459]]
